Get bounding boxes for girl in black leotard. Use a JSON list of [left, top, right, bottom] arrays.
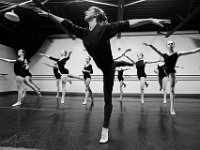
[[43, 62, 62, 98], [143, 41, 200, 115], [82, 56, 94, 105], [154, 57, 168, 104], [37, 6, 170, 143], [126, 53, 160, 104], [39, 50, 83, 103], [115, 67, 130, 101], [0, 49, 41, 106]]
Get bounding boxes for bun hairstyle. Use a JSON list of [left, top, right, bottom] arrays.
[[91, 6, 108, 23]]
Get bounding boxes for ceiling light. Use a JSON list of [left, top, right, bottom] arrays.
[[4, 10, 20, 22]]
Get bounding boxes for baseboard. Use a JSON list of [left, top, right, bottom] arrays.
[[1, 91, 200, 98]]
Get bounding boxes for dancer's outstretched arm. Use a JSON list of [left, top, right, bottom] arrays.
[[114, 49, 131, 60], [145, 59, 162, 64], [143, 42, 164, 56], [38, 53, 59, 61], [178, 47, 200, 56], [42, 62, 54, 68], [0, 58, 16, 63], [125, 56, 136, 65]]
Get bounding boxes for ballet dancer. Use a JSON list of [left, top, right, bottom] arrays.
[[0, 49, 41, 106], [39, 50, 83, 104], [143, 41, 200, 115], [36, 6, 170, 143], [82, 56, 94, 105], [42, 62, 62, 98], [126, 52, 161, 104], [115, 67, 130, 101]]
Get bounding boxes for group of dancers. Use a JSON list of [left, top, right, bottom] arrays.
[[1, 5, 200, 144]]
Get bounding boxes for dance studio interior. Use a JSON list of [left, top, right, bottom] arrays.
[[0, 0, 200, 149]]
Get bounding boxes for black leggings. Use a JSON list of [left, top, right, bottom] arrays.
[[102, 60, 133, 128]]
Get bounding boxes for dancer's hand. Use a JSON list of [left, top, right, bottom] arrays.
[[152, 19, 171, 27], [142, 42, 151, 46]]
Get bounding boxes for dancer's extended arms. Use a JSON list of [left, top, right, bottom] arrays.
[[36, 8, 171, 28]]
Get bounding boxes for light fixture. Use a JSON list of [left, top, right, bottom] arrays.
[[4, 10, 20, 22]]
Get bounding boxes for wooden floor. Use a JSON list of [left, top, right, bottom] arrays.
[[0, 94, 200, 150]]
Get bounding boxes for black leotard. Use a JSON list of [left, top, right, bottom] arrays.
[[117, 70, 124, 81], [83, 64, 93, 80], [53, 67, 61, 79], [162, 52, 179, 75], [136, 60, 146, 80], [23, 59, 32, 77], [14, 59, 26, 78], [157, 64, 167, 79], [49, 56, 69, 74]]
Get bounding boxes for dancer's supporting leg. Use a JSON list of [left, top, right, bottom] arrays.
[[169, 73, 176, 115], [99, 66, 115, 143], [162, 76, 168, 104], [12, 76, 25, 106], [83, 78, 93, 105], [158, 77, 163, 91], [119, 80, 124, 101], [140, 77, 145, 104], [60, 74, 69, 104], [56, 79, 60, 98]]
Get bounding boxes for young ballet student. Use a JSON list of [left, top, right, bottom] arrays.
[[115, 67, 130, 101], [126, 52, 161, 104], [36, 6, 170, 143], [0, 49, 41, 106], [39, 50, 83, 104], [42, 62, 62, 98], [143, 41, 200, 115], [82, 56, 94, 105]]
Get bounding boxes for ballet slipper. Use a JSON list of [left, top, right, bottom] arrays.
[[170, 108, 176, 115], [82, 100, 87, 105], [61, 100, 65, 104], [12, 101, 22, 107]]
